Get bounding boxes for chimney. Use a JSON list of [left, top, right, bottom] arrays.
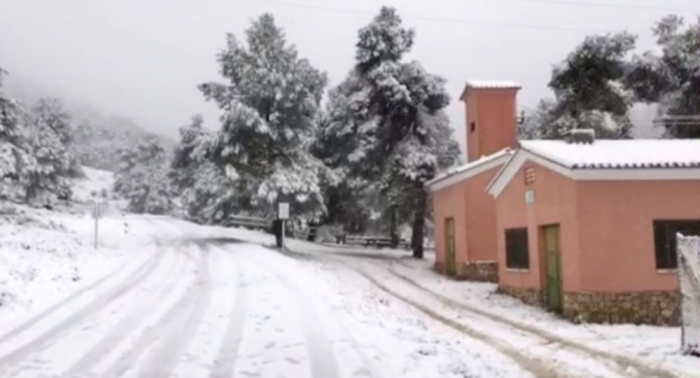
[[565, 128, 595, 144], [461, 80, 521, 162]]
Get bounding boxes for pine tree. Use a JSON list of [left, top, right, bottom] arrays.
[[114, 141, 173, 215], [0, 67, 27, 199], [546, 32, 637, 139], [170, 115, 243, 223], [317, 7, 460, 258], [625, 15, 700, 138], [19, 98, 82, 205], [30, 98, 82, 178], [199, 14, 329, 221]]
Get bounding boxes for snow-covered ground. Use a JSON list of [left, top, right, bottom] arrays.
[[1, 167, 699, 378]]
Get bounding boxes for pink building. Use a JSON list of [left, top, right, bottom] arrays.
[[430, 80, 700, 324], [427, 81, 521, 282], [487, 139, 700, 324]]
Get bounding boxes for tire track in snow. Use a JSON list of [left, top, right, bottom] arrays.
[[62, 250, 187, 377], [100, 242, 208, 378], [138, 242, 213, 378], [379, 261, 678, 378], [0, 254, 140, 346], [352, 265, 563, 378], [245, 251, 340, 378], [209, 246, 248, 378], [0, 247, 166, 375]]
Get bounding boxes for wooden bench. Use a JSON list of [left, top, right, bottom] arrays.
[[341, 235, 394, 248], [224, 215, 269, 230]]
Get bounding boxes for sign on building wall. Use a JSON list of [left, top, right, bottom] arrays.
[[525, 190, 535, 205], [677, 234, 700, 356]]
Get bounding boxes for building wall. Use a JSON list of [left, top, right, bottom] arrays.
[[575, 180, 700, 293], [432, 166, 503, 275], [464, 166, 501, 263], [495, 163, 580, 291], [432, 182, 467, 269], [465, 89, 518, 163]]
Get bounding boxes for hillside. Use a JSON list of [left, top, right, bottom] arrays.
[[4, 75, 175, 172]]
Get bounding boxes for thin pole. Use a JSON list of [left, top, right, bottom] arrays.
[[281, 220, 286, 250], [94, 214, 98, 249]]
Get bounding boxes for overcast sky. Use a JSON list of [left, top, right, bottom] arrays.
[[1, 0, 698, 153]]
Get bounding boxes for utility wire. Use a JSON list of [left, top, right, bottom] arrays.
[[242, 0, 700, 34], [242, 0, 605, 33], [491, 0, 700, 13]]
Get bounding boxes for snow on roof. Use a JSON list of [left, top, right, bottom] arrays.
[[520, 139, 700, 169], [465, 80, 522, 90], [426, 149, 513, 191], [459, 80, 522, 100]]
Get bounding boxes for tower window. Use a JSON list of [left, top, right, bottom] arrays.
[[470, 122, 476, 132]]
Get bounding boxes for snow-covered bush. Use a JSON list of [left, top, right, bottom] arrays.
[[113, 141, 174, 215]]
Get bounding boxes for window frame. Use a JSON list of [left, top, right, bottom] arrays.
[[505, 227, 530, 270], [652, 220, 700, 270]]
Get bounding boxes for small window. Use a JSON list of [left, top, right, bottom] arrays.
[[524, 167, 536, 185], [505, 228, 530, 269], [470, 122, 476, 132], [653, 220, 700, 269]]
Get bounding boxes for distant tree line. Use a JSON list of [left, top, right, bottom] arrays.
[[520, 15, 700, 140]]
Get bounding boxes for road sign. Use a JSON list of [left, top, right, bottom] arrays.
[[92, 202, 107, 249], [92, 202, 107, 219], [278, 202, 289, 220]]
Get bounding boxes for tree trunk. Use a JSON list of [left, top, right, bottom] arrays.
[[411, 183, 427, 259], [389, 206, 399, 248]]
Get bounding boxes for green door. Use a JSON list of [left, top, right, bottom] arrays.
[[445, 218, 456, 276], [544, 225, 562, 313]]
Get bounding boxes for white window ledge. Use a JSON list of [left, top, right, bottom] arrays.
[[656, 269, 678, 274], [505, 268, 530, 273]]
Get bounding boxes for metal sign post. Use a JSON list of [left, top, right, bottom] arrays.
[[278, 202, 289, 250], [92, 202, 106, 249]]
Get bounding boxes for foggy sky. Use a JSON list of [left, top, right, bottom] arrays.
[[1, 0, 698, 154]]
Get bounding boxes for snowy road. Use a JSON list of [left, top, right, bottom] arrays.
[[0, 230, 528, 378], [0, 238, 343, 378], [1, 216, 698, 378]]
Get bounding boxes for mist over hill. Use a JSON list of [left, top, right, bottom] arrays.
[[4, 73, 175, 171]]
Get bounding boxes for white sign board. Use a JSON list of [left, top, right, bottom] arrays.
[[92, 202, 107, 219], [278, 202, 290, 220], [677, 234, 700, 355], [525, 190, 535, 205]]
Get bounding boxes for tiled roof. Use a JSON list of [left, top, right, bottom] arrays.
[[520, 139, 700, 169]]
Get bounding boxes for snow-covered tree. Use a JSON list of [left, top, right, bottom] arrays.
[[113, 141, 173, 215], [0, 67, 27, 199], [316, 7, 460, 258], [170, 115, 243, 223], [199, 14, 329, 221], [30, 98, 82, 178], [625, 15, 700, 138], [20, 115, 73, 205], [546, 32, 637, 139]]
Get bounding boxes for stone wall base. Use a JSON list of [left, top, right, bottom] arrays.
[[497, 285, 544, 307], [434, 261, 446, 275], [563, 291, 681, 325], [456, 262, 498, 283]]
